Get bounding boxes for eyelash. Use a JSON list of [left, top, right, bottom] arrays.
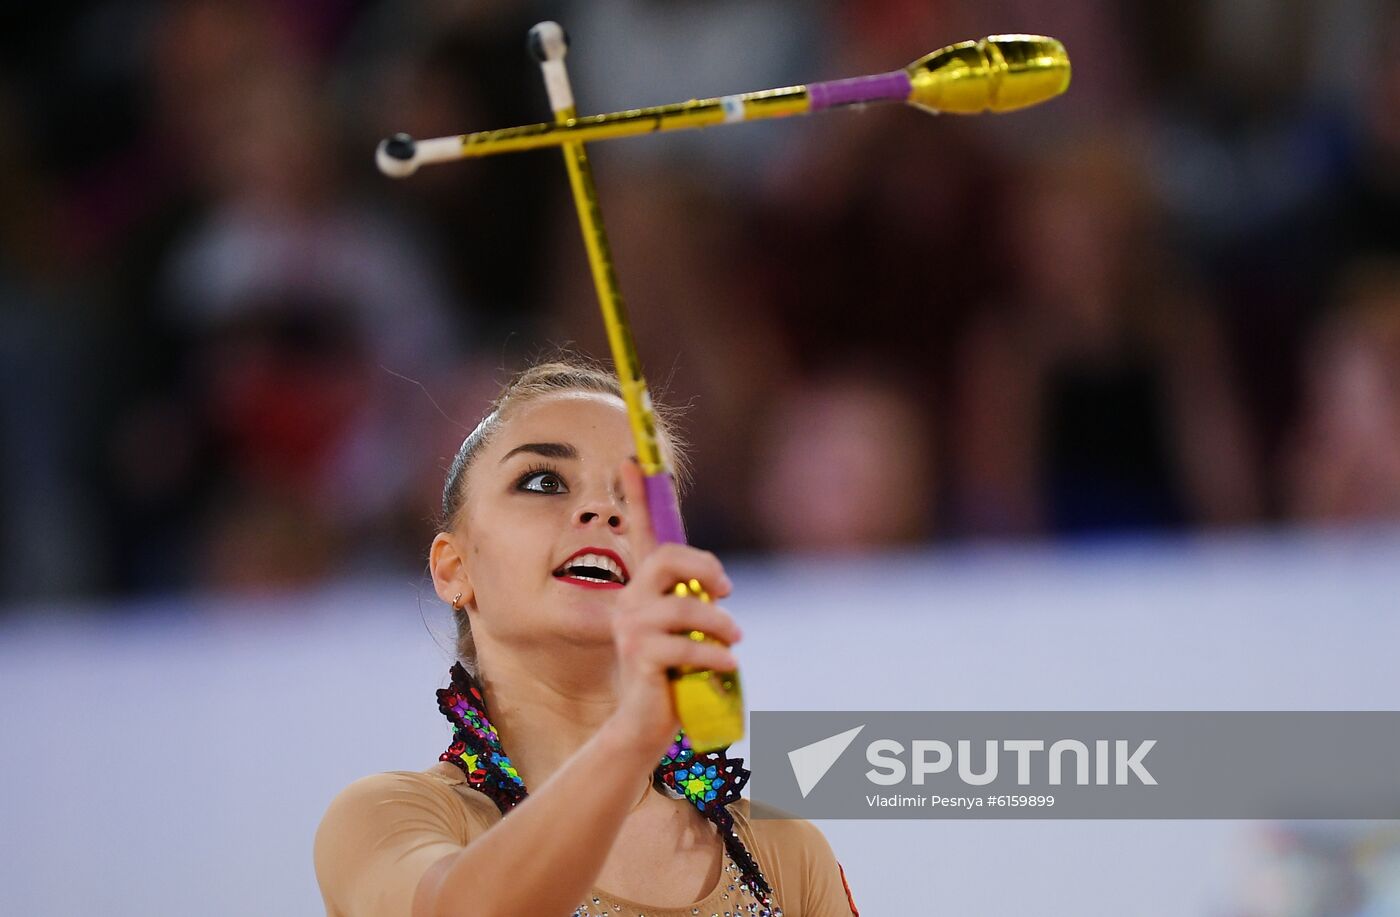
[[515, 463, 569, 494]]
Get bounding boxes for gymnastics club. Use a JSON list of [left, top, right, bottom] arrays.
[[526, 21, 742, 754], [376, 33, 1071, 177]]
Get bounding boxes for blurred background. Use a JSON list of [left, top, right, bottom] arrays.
[[2, 0, 1399, 914]]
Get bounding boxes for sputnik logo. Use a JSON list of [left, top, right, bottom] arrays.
[[788, 725, 865, 798]]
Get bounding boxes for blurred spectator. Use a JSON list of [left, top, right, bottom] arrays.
[[1277, 5, 1400, 527], [0, 67, 105, 599], [949, 135, 1260, 536], [97, 0, 466, 593], [341, 0, 565, 336], [1139, 1, 1347, 485]]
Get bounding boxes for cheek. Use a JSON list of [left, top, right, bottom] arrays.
[[466, 504, 558, 599], [467, 537, 528, 613]]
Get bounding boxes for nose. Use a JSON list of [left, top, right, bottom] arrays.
[[576, 487, 625, 530]]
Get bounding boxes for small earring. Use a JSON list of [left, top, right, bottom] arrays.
[[452, 593, 463, 610]]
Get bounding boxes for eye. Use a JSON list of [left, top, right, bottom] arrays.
[[517, 468, 569, 494]]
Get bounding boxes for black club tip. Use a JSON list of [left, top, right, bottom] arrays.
[[383, 133, 416, 161]]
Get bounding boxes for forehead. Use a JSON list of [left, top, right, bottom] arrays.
[[489, 391, 632, 454]]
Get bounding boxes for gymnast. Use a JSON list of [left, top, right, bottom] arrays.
[[313, 357, 858, 916]]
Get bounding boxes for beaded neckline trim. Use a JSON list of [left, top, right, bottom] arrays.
[[436, 662, 775, 907]]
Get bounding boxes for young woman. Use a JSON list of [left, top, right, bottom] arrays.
[[314, 359, 859, 916]]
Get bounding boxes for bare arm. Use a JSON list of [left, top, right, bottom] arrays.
[[413, 714, 655, 916]]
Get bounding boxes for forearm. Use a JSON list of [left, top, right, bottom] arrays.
[[416, 715, 660, 917]]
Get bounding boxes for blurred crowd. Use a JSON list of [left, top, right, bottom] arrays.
[[1234, 822, 1400, 917], [2, 0, 1400, 601]]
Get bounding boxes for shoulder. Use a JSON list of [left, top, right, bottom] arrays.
[[314, 767, 501, 917], [315, 772, 501, 873], [729, 797, 836, 860], [320, 766, 497, 821], [314, 768, 480, 860], [318, 766, 501, 842]]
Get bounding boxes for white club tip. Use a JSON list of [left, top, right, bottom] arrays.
[[528, 21, 568, 63], [375, 136, 418, 178]]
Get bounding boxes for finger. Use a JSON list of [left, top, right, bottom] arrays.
[[628, 595, 742, 646], [635, 632, 739, 673], [631, 543, 731, 598], [619, 458, 658, 560]]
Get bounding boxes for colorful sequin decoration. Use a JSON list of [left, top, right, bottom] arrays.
[[657, 731, 747, 814], [436, 663, 526, 812], [436, 663, 775, 911]]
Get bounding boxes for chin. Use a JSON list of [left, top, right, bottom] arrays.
[[548, 590, 618, 639]]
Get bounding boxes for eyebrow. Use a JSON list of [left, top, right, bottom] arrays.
[[498, 442, 579, 464]]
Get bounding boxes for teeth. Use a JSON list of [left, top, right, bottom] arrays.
[[563, 552, 626, 583]]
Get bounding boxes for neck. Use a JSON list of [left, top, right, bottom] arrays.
[[473, 641, 623, 791]]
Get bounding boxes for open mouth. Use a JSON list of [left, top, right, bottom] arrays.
[[552, 547, 629, 588]]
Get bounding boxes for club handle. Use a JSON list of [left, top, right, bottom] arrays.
[[640, 471, 743, 751], [642, 471, 688, 545], [529, 20, 745, 753]]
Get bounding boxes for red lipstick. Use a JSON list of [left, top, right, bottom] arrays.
[[552, 546, 629, 590]]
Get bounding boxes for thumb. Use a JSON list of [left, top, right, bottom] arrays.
[[619, 458, 659, 561]]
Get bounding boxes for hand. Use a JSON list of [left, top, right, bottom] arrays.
[[605, 459, 743, 758]]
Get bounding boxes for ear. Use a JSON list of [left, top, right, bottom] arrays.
[[430, 531, 475, 609]]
